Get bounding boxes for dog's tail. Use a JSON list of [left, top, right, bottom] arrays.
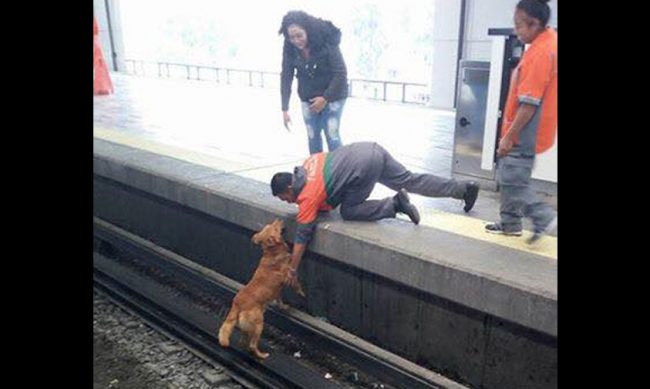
[[218, 303, 240, 347]]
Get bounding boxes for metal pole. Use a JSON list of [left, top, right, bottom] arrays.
[[103, 0, 118, 71], [453, 0, 467, 108]]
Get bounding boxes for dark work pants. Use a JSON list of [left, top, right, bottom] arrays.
[[498, 155, 555, 232], [339, 143, 467, 221]]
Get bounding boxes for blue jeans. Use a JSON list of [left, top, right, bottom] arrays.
[[301, 99, 345, 154]]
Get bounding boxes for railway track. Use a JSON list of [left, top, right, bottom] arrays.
[[93, 217, 470, 389]]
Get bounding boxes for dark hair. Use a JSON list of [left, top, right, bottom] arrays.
[[271, 172, 293, 196], [278, 10, 341, 54], [516, 0, 551, 26]]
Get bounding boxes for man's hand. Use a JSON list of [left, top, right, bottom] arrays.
[[309, 96, 327, 114], [497, 136, 514, 158], [497, 104, 536, 158], [283, 111, 292, 132], [284, 268, 299, 289], [285, 242, 306, 290]]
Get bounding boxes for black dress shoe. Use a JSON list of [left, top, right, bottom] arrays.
[[394, 189, 421, 225], [463, 182, 479, 213]]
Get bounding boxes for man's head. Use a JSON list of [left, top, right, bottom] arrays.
[[514, 0, 550, 44], [271, 172, 296, 203]]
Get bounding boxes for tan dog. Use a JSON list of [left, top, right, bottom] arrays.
[[218, 219, 305, 359]]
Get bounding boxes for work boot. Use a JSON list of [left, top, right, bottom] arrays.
[[393, 189, 420, 225]]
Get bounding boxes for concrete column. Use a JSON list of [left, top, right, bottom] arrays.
[[428, 0, 462, 110]]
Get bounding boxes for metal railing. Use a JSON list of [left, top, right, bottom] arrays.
[[348, 78, 429, 104], [124, 59, 430, 105]]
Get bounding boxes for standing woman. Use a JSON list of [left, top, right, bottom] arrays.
[[279, 11, 348, 154]]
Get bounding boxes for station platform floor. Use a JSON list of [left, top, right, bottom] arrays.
[[94, 72, 557, 260]]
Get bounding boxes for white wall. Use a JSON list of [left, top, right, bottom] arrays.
[[464, 0, 557, 61], [430, 0, 557, 109]]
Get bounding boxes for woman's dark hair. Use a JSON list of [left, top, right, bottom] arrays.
[[516, 0, 551, 27], [278, 10, 341, 54], [271, 172, 293, 196]]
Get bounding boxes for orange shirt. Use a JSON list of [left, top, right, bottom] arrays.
[[501, 28, 557, 154], [295, 153, 333, 225]]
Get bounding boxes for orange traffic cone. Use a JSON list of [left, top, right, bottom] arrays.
[[94, 17, 114, 95]]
